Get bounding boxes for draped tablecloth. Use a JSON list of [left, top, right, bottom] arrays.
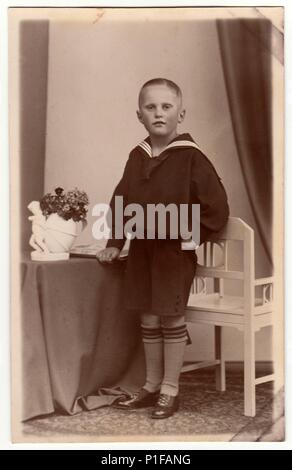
[[21, 255, 145, 421]]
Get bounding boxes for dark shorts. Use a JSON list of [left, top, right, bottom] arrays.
[[123, 239, 197, 316]]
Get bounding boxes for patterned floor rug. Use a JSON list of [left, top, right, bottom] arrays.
[[21, 369, 284, 443]]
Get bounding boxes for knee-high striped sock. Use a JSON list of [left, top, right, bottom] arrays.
[[141, 325, 164, 393], [161, 324, 188, 397]]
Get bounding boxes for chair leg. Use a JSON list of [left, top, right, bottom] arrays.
[[244, 327, 256, 417], [215, 326, 226, 391]]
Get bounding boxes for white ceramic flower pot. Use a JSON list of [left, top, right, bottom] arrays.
[[44, 213, 78, 253]]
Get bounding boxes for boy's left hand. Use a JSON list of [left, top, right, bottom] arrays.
[[96, 247, 120, 263]]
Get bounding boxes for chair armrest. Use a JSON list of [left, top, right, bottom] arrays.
[[254, 277, 274, 286]]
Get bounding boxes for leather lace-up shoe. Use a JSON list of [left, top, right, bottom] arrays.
[[112, 388, 159, 410], [151, 394, 179, 419]]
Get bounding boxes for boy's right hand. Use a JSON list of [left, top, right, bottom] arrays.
[[96, 247, 120, 263]]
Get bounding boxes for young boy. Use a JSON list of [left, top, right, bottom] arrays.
[[97, 78, 229, 419]]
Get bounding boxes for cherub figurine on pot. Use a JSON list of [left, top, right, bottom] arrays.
[[28, 201, 49, 255]]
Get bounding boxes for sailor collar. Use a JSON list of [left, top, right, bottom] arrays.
[[137, 134, 200, 159]]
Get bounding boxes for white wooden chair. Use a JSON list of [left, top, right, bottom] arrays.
[[183, 217, 274, 417]]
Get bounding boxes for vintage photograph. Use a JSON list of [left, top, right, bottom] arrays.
[[9, 6, 284, 443]]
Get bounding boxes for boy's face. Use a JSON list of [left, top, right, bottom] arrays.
[[137, 85, 185, 140]]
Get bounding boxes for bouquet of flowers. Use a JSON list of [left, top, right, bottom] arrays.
[[40, 187, 89, 222]]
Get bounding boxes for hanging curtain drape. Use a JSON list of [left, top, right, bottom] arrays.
[[217, 19, 273, 265], [20, 21, 49, 252]]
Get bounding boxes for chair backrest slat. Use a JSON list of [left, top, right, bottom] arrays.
[[194, 218, 254, 306]]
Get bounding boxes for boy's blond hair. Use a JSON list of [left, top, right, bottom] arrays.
[[138, 78, 182, 106]]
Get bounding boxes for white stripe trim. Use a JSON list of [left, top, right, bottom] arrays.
[[139, 141, 151, 151], [138, 139, 200, 158], [138, 141, 152, 157], [166, 141, 201, 151]]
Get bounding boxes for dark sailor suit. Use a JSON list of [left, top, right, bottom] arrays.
[[106, 133, 229, 316]]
